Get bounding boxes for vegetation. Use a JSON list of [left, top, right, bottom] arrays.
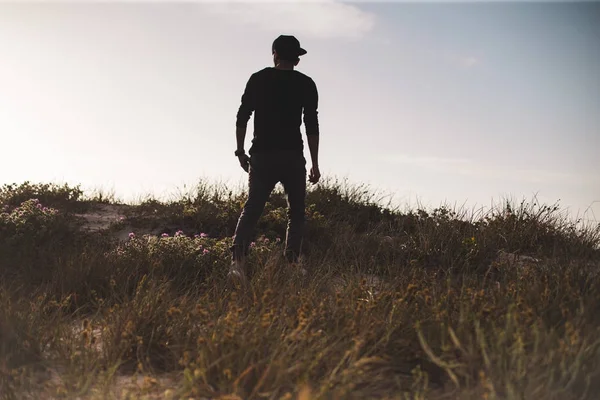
[[1, 180, 599, 399]]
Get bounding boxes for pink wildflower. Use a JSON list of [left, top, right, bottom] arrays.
[[200, 233, 208, 238], [128, 232, 135, 239], [36, 203, 43, 210], [161, 233, 169, 238], [175, 230, 184, 237], [250, 242, 256, 248], [276, 237, 281, 243], [203, 249, 209, 255], [264, 238, 270, 244]]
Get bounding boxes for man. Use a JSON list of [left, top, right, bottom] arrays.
[[228, 35, 321, 287]]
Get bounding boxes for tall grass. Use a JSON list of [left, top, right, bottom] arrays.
[[1, 181, 599, 399]]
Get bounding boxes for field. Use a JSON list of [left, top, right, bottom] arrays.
[[1, 181, 599, 400]]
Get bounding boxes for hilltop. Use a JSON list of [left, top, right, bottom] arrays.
[[1, 180, 599, 399]]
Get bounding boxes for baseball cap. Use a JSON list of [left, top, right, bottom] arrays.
[[272, 35, 307, 57]]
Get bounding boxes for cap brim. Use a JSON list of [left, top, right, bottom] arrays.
[[298, 48, 307, 56]]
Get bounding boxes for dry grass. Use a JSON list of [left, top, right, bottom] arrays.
[[1, 181, 599, 400]]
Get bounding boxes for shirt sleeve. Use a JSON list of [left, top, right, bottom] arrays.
[[236, 74, 256, 128], [303, 78, 320, 136]]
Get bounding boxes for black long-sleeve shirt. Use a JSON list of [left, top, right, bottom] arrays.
[[236, 67, 319, 155]]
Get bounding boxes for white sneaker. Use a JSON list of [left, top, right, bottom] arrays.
[[227, 259, 248, 289], [288, 258, 308, 279]]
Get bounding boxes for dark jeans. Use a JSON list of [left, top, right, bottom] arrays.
[[231, 150, 307, 263]]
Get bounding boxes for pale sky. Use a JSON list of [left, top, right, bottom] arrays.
[[1, 1, 599, 221]]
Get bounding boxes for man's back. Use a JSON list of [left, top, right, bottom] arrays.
[[236, 67, 319, 155]]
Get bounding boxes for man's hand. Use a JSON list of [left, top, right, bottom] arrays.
[[238, 153, 251, 172], [309, 165, 321, 184]]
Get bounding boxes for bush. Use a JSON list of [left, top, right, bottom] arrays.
[[0, 182, 84, 211], [0, 199, 79, 274]]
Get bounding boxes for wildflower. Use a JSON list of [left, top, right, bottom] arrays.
[[276, 237, 281, 243], [36, 203, 43, 209], [200, 232, 208, 238], [250, 242, 256, 248], [179, 351, 191, 366], [175, 230, 184, 237], [161, 233, 169, 238], [167, 306, 182, 317], [194, 234, 200, 238], [195, 304, 208, 316], [203, 249, 210, 255], [143, 376, 158, 387], [128, 232, 135, 239]]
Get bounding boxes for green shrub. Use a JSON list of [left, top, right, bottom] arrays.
[[0, 182, 84, 210], [0, 199, 78, 264]]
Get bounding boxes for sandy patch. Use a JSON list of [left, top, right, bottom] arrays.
[[74, 204, 132, 233]]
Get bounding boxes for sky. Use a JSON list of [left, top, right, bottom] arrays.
[[1, 1, 599, 221]]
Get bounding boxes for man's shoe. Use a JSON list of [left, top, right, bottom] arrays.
[[288, 257, 307, 280], [227, 259, 248, 289]]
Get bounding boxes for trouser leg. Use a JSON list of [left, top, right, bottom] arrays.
[[231, 158, 277, 261], [280, 155, 307, 263]]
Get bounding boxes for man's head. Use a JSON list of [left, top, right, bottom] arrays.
[[272, 35, 307, 67]]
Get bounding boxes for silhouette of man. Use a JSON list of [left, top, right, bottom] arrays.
[[229, 35, 321, 287]]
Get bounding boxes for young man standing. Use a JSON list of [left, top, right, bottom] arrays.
[[229, 35, 321, 287]]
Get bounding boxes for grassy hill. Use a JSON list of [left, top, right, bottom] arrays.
[[1, 181, 599, 399]]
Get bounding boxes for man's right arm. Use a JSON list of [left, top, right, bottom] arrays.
[[304, 78, 320, 182], [235, 74, 255, 171], [236, 74, 256, 151]]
